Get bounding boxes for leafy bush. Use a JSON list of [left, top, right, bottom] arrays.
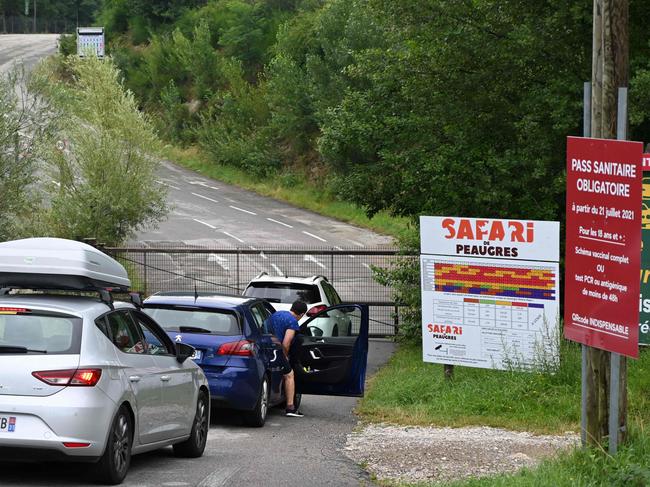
[[42, 56, 167, 245], [58, 34, 77, 57]]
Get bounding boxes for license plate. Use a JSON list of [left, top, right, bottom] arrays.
[[191, 350, 202, 360], [0, 416, 16, 433]]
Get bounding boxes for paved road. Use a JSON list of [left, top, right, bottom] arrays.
[[137, 160, 393, 249], [1, 340, 396, 487], [0, 34, 58, 73]]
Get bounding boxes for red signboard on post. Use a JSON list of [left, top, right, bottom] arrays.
[[565, 136, 643, 358]]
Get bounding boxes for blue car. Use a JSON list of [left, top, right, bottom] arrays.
[[142, 292, 369, 427]]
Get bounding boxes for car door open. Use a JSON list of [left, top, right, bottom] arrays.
[[291, 304, 369, 397]]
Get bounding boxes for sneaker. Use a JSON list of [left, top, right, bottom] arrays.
[[285, 407, 304, 417]]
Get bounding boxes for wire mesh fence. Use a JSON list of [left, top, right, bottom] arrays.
[[105, 244, 416, 337], [1, 15, 72, 34]]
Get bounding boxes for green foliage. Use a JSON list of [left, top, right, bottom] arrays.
[[0, 65, 57, 241], [42, 56, 167, 245], [58, 34, 76, 57]]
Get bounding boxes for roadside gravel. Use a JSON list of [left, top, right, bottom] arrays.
[[344, 423, 579, 485]]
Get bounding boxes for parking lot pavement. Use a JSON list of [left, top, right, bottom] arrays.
[[1, 339, 396, 487]]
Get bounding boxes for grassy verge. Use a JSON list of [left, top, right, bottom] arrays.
[[358, 343, 650, 486], [164, 146, 411, 239]]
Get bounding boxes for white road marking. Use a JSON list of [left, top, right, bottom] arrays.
[[335, 245, 355, 258], [304, 255, 327, 269], [267, 217, 293, 228], [51, 180, 60, 187], [223, 231, 244, 243], [192, 192, 219, 203], [271, 263, 284, 276], [302, 231, 327, 242], [229, 205, 257, 215], [156, 180, 181, 190], [196, 466, 242, 487], [208, 254, 229, 270], [350, 240, 365, 248], [193, 219, 216, 229], [250, 245, 268, 259]]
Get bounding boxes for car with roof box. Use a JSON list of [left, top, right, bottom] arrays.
[[143, 290, 370, 427], [0, 238, 210, 485]]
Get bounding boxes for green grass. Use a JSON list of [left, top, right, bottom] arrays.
[[164, 146, 411, 240], [359, 343, 650, 486]]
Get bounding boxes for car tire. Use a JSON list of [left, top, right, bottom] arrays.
[[173, 390, 209, 458], [96, 405, 132, 485], [243, 376, 269, 427]]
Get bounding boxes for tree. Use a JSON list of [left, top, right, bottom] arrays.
[[0, 65, 56, 240], [44, 56, 167, 245]]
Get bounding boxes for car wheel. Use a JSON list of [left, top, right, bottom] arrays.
[[244, 376, 269, 427], [96, 405, 132, 485], [173, 390, 209, 458]]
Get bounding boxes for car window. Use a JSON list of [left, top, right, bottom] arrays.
[[250, 303, 272, 333], [243, 283, 321, 304], [131, 312, 175, 355], [304, 305, 361, 338], [143, 307, 241, 335], [0, 311, 81, 354], [106, 311, 145, 354], [321, 282, 342, 305]]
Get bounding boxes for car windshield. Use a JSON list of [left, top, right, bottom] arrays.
[[243, 283, 321, 304], [0, 312, 81, 354], [144, 307, 241, 335]]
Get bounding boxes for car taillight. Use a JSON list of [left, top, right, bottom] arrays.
[[307, 305, 328, 317], [32, 368, 102, 387], [0, 307, 30, 314], [216, 340, 254, 356]]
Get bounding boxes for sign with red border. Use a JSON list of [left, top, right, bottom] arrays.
[[564, 137, 642, 358]]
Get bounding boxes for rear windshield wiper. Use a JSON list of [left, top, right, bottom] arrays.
[[178, 326, 212, 334], [0, 345, 47, 354]]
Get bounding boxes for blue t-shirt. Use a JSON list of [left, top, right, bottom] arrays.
[[267, 310, 300, 342]]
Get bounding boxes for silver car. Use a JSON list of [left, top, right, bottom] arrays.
[[0, 239, 210, 485]]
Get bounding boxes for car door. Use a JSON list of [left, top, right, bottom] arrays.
[[130, 310, 196, 439], [103, 310, 164, 444], [291, 304, 369, 397], [249, 301, 284, 403]]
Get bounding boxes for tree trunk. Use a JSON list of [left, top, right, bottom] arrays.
[[587, 0, 629, 448]]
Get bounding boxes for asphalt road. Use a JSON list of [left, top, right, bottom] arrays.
[[137, 160, 393, 249], [1, 340, 396, 487], [0, 35, 398, 487], [0, 34, 58, 73]]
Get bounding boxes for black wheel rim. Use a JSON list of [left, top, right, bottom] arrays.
[[195, 395, 208, 448], [112, 413, 129, 475]]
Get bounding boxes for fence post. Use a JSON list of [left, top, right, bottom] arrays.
[[143, 252, 148, 296], [236, 249, 241, 292], [394, 304, 399, 336], [330, 249, 334, 282]]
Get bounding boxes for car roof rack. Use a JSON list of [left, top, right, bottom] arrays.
[[0, 238, 131, 309]]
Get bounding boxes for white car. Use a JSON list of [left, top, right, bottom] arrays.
[[0, 238, 210, 485], [242, 274, 352, 337]]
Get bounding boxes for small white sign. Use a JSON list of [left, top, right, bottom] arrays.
[[420, 216, 560, 262], [77, 27, 105, 58]]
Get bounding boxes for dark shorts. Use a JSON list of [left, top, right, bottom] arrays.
[[271, 349, 293, 375]]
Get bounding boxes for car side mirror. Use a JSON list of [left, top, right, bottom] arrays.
[[176, 342, 195, 363]]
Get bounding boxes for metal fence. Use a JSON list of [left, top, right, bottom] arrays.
[[1, 15, 72, 34], [105, 245, 415, 337]]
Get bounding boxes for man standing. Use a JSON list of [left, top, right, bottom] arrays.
[[267, 300, 307, 417]]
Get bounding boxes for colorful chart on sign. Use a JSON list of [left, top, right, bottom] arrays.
[[421, 256, 560, 370]]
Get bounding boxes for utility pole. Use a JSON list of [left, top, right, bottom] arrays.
[[587, 0, 629, 447], [32, 0, 35, 33]]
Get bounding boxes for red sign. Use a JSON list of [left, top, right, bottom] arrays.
[[565, 137, 643, 358]]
